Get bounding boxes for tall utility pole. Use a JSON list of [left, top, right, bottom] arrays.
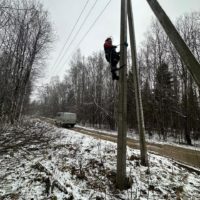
[[116, 0, 128, 189], [146, 0, 200, 88], [127, 0, 148, 166]]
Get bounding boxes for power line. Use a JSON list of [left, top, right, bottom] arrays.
[[75, 0, 112, 50], [62, 0, 112, 69], [50, 0, 90, 74], [53, 0, 98, 75]]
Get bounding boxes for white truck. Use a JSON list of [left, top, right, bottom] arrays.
[[55, 112, 77, 128]]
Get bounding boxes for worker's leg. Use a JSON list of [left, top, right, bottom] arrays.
[[112, 72, 119, 80], [111, 65, 119, 80]]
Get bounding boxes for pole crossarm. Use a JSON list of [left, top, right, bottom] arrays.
[[146, 0, 200, 88]]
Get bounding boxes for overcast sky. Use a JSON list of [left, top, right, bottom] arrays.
[[36, 0, 199, 88]]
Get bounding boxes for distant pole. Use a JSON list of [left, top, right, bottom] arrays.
[[146, 0, 200, 88], [127, 0, 148, 166], [116, 0, 128, 189]]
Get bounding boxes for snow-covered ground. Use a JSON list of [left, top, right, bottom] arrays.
[[0, 119, 200, 199], [77, 125, 200, 151]]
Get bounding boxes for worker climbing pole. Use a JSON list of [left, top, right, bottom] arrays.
[[115, 0, 200, 191], [103, 38, 128, 81], [104, 37, 120, 80], [116, 0, 128, 190]]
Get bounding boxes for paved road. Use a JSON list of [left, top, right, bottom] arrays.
[[73, 127, 200, 170]]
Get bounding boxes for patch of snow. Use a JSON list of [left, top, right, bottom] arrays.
[[77, 125, 200, 152], [0, 119, 199, 199]]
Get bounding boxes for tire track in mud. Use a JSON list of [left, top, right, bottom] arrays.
[[72, 127, 200, 172], [38, 118, 200, 172]]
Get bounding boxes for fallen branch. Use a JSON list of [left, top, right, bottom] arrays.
[[34, 162, 72, 195]]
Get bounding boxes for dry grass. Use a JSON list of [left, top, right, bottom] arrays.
[[39, 117, 200, 170], [73, 127, 200, 170]]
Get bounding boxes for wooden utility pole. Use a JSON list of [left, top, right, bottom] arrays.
[[146, 0, 200, 88], [116, 0, 128, 189], [127, 0, 148, 166]]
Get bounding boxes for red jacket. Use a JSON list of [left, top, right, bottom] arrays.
[[104, 39, 118, 62]]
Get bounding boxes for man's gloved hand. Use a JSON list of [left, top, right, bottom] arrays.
[[124, 42, 128, 47]]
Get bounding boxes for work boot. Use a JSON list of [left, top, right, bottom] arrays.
[[112, 73, 119, 80], [115, 76, 119, 80]]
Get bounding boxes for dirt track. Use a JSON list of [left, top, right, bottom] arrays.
[[40, 117, 200, 171], [72, 127, 200, 170]]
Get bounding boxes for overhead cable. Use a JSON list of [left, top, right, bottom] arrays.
[[51, 0, 90, 73], [53, 0, 98, 75]]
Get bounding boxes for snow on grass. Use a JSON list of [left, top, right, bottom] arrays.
[[0, 119, 200, 199], [77, 125, 200, 151]]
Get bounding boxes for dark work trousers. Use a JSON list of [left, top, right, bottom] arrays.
[[105, 52, 120, 79], [110, 52, 120, 80]]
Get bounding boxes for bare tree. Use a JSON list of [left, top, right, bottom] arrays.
[[0, 0, 53, 123]]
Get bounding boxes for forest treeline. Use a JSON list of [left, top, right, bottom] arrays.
[[0, 0, 52, 123], [0, 2, 199, 146], [33, 12, 200, 145]]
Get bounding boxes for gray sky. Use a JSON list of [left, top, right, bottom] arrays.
[[37, 0, 199, 86]]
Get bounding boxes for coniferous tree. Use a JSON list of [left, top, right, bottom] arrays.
[[154, 63, 174, 140], [142, 79, 154, 138]]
